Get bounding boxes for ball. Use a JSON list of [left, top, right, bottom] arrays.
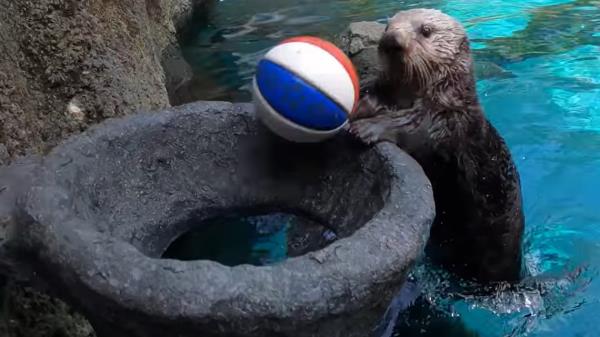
[[252, 36, 360, 143]]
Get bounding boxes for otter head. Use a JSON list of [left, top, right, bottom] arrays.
[[379, 9, 473, 91]]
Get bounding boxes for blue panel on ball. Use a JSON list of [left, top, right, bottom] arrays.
[[255, 59, 348, 130]]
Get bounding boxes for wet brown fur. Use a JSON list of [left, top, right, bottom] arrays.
[[350, 8, 525, 284]]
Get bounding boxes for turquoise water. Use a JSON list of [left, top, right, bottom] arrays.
[[162, 213, 292, 265], [162, 213, 337, 266], [182, 0, 600, 336]]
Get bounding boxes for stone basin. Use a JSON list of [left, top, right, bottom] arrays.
[[0, 101, 434, 337]]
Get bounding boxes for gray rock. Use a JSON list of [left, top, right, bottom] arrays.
[[338, 22, 386, 56], [336, 21, 386, 88], [0, 101, 435, 337], [0, 284, 96, 337], [162, 43, 196, 105], [0, 144, 8, 166], [172, 0, 212, 31], [0, 1, 209, 336], [0, 0, 206, 164], [474, 61, 516, 80]]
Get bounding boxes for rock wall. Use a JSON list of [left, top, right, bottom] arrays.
[[0, 1, 207, 336], [335, 21, 386, 89], [0, 0, 203, 163]]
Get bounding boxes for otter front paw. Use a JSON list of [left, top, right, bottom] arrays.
[[349, 119, 388, 145], [351, 95, 381, 121]]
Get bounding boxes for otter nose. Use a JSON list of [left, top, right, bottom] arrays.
[[379, 31, 409, 53], [379, 33, 400, 52]]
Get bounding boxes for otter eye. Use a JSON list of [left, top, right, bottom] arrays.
[[420, 25, 433, 38]]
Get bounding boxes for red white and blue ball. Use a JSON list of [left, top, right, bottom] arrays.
[[252, 36, 360, 143]]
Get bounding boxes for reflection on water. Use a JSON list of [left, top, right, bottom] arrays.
[[180, 0, 599, 104], [179, 0, 441, 102], [162, 212, 337, 266], [392, 261, 593, 337], [180, 0, 600, 336]]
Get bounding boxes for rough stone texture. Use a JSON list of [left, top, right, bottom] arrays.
[[0, 1, 209, 336], [0, 101, 435, 337], [162, 43, 196, 105], [172, 0, 209, 32], [0, 284, 95, 337], [335, 21, 386, 89], [0, 0, 203, 162], [0, 144, 8, 166]]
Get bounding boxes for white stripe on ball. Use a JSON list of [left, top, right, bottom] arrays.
[[263, 41, 356, 113]]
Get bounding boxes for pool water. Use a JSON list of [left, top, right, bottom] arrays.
[[181, 0, 600, 336], [161, 212, 337, 266]]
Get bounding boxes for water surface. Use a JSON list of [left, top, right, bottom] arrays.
[[162, 212, 336, 266], [181, 1, 600, 336]]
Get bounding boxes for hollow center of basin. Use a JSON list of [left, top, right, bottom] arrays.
[[161, 212, 337, 266]]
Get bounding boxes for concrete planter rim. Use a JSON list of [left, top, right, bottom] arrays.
[[2, 101, 434, 333]]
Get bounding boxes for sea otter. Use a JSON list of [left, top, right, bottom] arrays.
[[349, 8, 525, 284]]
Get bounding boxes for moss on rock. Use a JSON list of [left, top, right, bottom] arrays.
[[1, 284, 95, 337]]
